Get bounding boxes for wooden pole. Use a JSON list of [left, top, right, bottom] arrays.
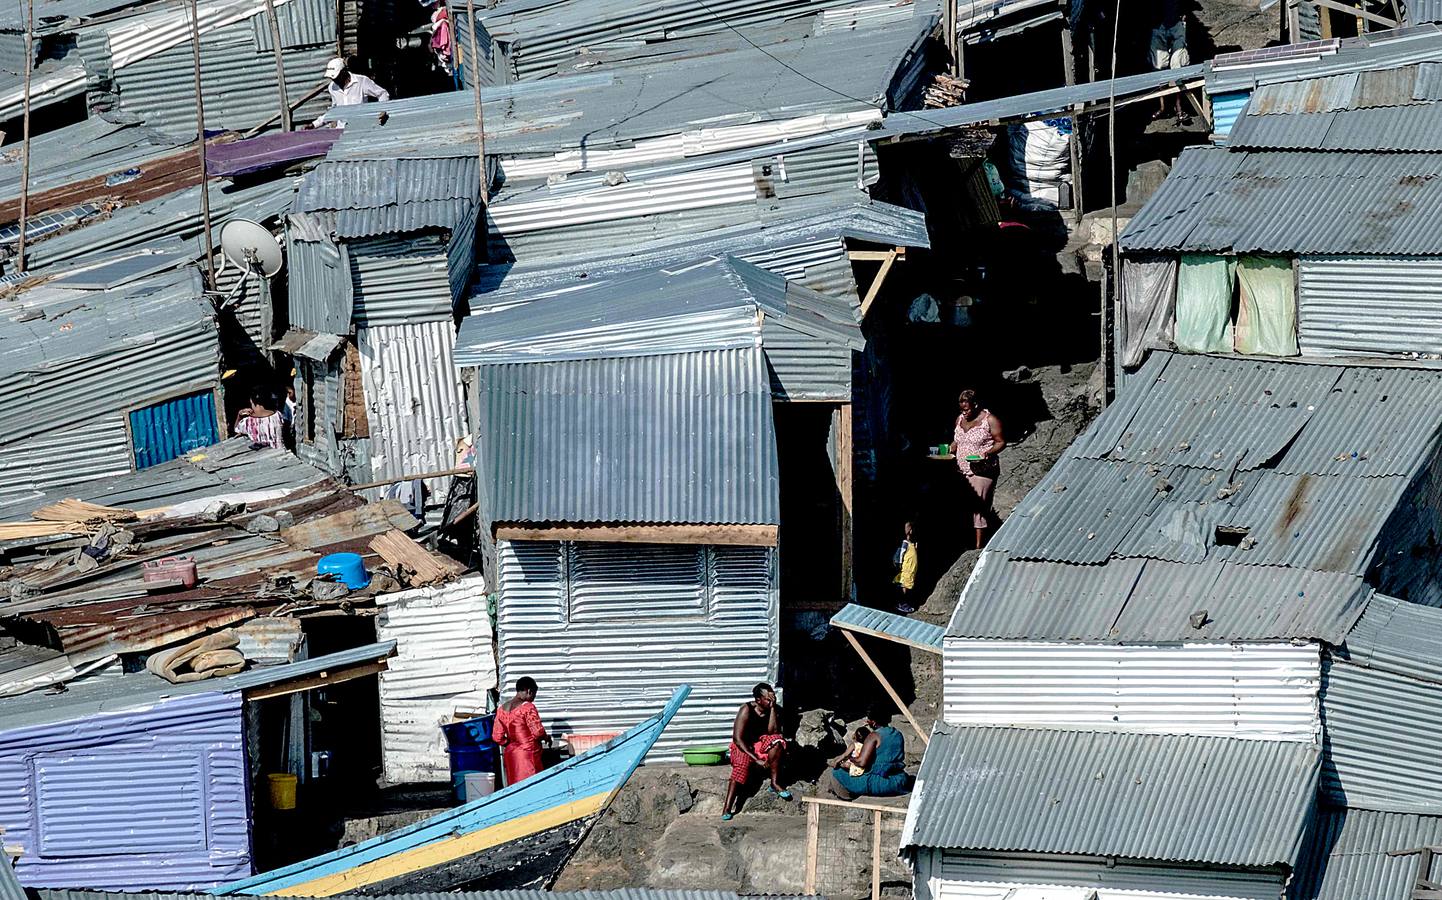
[[945, 0, 958, 76], [16, 0, 33, 273], [350, 465, 475, 490], [1104, 0, 1120, 411], [804, 800, 820, 894], [870, 809, 882, 900], [841, 630, 929, 747], [186, 0, 216, 288], [835, 403, 854, 602], [462, 0, 489, 203], [260, 0, 293, 131]]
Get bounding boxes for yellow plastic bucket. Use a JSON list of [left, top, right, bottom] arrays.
[[266, 773, 298, 810]]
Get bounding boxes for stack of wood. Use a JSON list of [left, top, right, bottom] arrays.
[[924, 73, 969, 109]]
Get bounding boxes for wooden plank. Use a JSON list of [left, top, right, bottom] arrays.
[[847, 249, 907, 261], [858, 250, 899, 320], [805, 801, 820, 895], [495, 523, 779, 547], [871, 809, 882, 900], [1310, 0, 1394, 26], [835, 403, 854, 603], [841, 630, 930, 748], [244, 660, 388, 700], [801, 795, 909, 814], [370, 528, 464, 586]]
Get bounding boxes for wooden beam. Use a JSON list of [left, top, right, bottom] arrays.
[[1310, 0, 1394, 26], [801, 795, 909, 813], [835, 403, 854, 603], [804, 801, 820, 895], [871, 809, 882, 900], [495, 523, 779, 547], [847, 249, 908, 262], [245, 660, 388, 701], [859, 249, 901, 320], [841, 630, 929, 747]]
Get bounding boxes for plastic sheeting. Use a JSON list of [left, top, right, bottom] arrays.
[[1175, 254, 1234, 354], [1236, 256, 1299, 357], [1003, 118, 1071, 208], [1119, 255, 1177, 368]]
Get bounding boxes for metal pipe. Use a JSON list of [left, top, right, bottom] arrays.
[[186, 0, 217, 287], [462, 0, 489, 203], [16, 0, 34, 273], [261, 0, 293, 131]]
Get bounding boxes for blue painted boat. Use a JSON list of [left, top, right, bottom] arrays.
[[213, 686, 691, 896]]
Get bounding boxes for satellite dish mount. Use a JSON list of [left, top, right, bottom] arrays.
[[215, 219, 284, 309]]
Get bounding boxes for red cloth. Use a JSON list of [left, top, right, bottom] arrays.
[[729, 734, 787, 784], [492, 701, 545, 785]]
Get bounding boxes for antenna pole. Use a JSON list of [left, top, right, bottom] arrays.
[[186, 0, 217, 287], [17, 0, 34, 273], [261, 0, 292, 131], [462, 0, 488, 203]]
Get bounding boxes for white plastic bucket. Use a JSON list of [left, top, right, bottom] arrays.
[[463, 771, 496, 802]]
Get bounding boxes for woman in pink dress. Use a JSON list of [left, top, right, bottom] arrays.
[[234, 393, 285, 449], [950, 389, 1006, 550], [492, 676, 549, 786]]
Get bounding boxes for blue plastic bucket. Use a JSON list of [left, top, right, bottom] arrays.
[[441, 715, 497, 783], [316, 552, 369, 589]]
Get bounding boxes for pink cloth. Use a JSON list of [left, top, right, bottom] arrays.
[[953, 410, 995, 476], [430, 8, 452, 56], [236, 411, 284, 449]]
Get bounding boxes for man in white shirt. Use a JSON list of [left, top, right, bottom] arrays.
[[311, 57, 389, 127]]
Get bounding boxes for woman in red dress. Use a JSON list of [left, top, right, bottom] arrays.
[[492, 676, 549, 785]]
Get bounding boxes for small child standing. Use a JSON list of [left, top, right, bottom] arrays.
[[845, 726, 871, 777], [893, 521, 919, 614]]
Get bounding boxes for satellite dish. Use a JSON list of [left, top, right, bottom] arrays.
[[219, 219, 283, 278]]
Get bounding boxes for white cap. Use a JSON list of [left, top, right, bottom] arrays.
[[324, 57, 345, 78]]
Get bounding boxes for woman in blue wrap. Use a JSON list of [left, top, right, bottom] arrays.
[[819, 705, 913, 800]]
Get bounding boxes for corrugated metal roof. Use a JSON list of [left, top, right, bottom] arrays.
[[1342, 593, 1442, 685], [1229, 103, 1442, 151], [470, 199, 926, 305], [1121, 147, 1442, 254], [325, 17, 929, 166], [296, 158, 480, 239], [952, 556, 1370, 643], [901, 723, 1320, 868], [1409, 0, 1442, 23], [1289, 807, 1442, 900], [881, 63, 1206, 138], [830, 602, 943, 651], [1206, 25, 1442, 95], [43, 890, 761, 900], [948, 352, 1442, 644], [476, 348, 779, 526]]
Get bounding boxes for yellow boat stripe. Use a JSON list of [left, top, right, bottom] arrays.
[[269, 792, 611, 897]]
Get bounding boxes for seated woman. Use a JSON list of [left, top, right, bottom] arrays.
[[819, 706, 913, 801]]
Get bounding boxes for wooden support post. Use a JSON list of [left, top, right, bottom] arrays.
[[804, 800, 820, 894], [16, 0, 32, 272], [260, 0, 292, 131], [858, 248, 903, 320], [871, 809, 882, 900], [1060, 6, 1075, 88], [462, 0, 489, 203], [841, 630, 929, 747], [185, 0, 216, 288], [835, 403, 854, 603], [1068, 105, 1083, 224]]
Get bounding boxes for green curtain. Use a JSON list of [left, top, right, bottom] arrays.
[[1175, 255, 1233, 353], [1235, 256, 1298, 357]]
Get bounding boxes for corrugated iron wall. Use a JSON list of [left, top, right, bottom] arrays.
[[1321, 658, 1442, 815], [252, 0, 336, 50], [376, 575, 497, 784], [112, 22, 330, 136], [942, 640, 1321, 741], [1299, 256, 1442, 358], [295, 353, 345, 474], [923, 850, 1285, 900], [348, 235, 454, 326], [496, 539, 778, 761], [739, 237, 859, 304], [0, 691, 250, 891], [356, 319, 468, 492], [0, 416, 131, 505], [288, 235, 354, 335], [129, 390, 220, 469]]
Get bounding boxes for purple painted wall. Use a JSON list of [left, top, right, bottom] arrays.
[[0, 690, 252, 891]]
